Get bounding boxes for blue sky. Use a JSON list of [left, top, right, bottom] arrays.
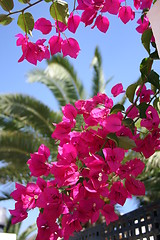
[[0, 0, 159, 236]]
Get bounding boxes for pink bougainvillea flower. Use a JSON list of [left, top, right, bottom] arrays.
[[55, 20, 68, 32], [49, 35, 62, 55], [118, 158, 145, 179], [9, 207, 28, 224], [16, 33, 28, 46], [101, 114, 122, 133], [38, 144, 50, 160], [68, 12, 81, 33], [108, 181, 128, 206], [101, 204, 118, 225], [52, 121, 72, 140], [34, 18, 52, 34], [61, 38, 80, 58], [62, 214, 82, 240], [118, 6, 135, 24], [140, 0, 153, 9], [111, 83, 125, 97], [58, 143, 77, 163], [27, 146, 51, 177], [136, 85, 154, 103], [141, 106, 160, 130], [92, 15, 109, 33], [103, 147, 125, 172], [101, 0, 121, 15], [35, 39, 50, 62], [134, 0, 140, 9], [18, 41, 38, 65], [10, 183, 26, 201], [62, 103, 77, 121], [125, 176, 145, 196], [126, 105, 139, 119], [134, 131, 160, 158], [136, 16, 149, 33], [81, 7, 97, 26], [51, 162, 79, 187]]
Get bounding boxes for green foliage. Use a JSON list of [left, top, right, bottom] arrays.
[[141, 29, 153, 54], [122, 118, 135, 134], [147, 70, 160, 89], [0, 14, 13, 25], [17, 12, 34, 34], [107, 133, 119, 146], [126, 82, 138, 103], [118, 136, 136, 150], [140, 57, 153, 78], [50, 0, 69, 25], [18, 0, 30, 3], [137, 102, 149, 118], [110, 104, 125, 114], [0, 0, 14, 11]]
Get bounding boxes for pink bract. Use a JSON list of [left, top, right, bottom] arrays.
[[34, 18, 52, 34], [61, 38, 80, 58]]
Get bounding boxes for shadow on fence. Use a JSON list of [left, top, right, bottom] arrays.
[[70, 201, 160, 240]]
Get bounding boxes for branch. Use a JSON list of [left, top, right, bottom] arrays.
[[7, 0, 43, 16]]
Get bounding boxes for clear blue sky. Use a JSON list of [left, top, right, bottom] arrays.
[[0, 0, 159, 235]]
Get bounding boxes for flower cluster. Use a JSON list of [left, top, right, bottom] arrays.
[[15, 0, 155, 64], [10, 83, 160, 240]]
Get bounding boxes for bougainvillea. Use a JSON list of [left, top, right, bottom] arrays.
[[10, 83, 160, 240], [1, 0, 160, 239], [0, 0, 158, 64]]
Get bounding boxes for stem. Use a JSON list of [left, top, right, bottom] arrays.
[[73, 0, 76, 11], [148, 90, 160, 105], [7, 0, 43, 16]]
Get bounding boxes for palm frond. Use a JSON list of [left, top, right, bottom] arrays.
[[18, 223, 37, 240], [90, 47, 106, 96], [0, 94, 61, 137], [0, 131, 40, 182], [47, 55, 85, 99], [28, 56, 85, 107]]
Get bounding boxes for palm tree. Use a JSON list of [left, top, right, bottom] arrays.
[[0, 47, 107, 183], [4, 215, 36, 240]]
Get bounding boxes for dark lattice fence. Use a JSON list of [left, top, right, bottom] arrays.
[[70, 202, 160, 240]]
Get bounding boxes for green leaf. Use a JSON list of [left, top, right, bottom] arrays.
[[137, 102, 149, 118], [153, 97, 160, 113], [0, 14, 13, 25], [150, 50, 159, 60], [140, 58, 153, 78], [118, 136, 136, 150], [110, 104, 125, 114], [107, 133, 119, 146], [141, 29, 153, 54], [18, 0, 30, 3], [76, 159, 83, 170], [50, 0, 69, 25], [44, 0, 52, 2], [147, 70, 160, 90], [122, 118, 135, 134], [0, 0, 14, 11], [17, 12, 34, 34], [126, 83, 138, 103]]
